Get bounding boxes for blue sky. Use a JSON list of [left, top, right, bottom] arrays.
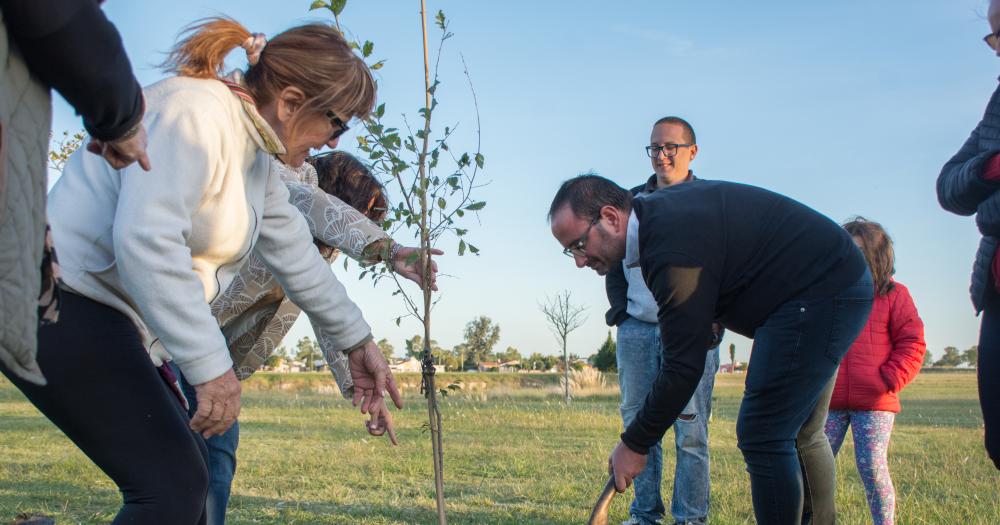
[[49, 0, 997, 362]]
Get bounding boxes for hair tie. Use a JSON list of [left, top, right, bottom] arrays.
[[242, 33, 267, 66]]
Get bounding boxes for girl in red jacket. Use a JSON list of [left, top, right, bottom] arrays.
[[824, 217, 926, 525]]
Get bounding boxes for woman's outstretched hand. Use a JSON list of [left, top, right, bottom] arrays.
[[392, 246, 443, 291]]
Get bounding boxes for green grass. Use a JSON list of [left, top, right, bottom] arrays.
[[1, 372, 997, 524]]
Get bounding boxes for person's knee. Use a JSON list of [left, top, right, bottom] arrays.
[[122, 463, 208, 524], [986, 435, 1000, 470]]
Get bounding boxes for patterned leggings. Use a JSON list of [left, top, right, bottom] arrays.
[[824, 410, 896, 525]]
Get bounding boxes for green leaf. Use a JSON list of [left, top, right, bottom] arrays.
[[330, 0, 347, 15], [395, 317, 402, 327], [456, 209, 465, 218], [455, 228, 468, 236], [459, 153, 470, 167], [309, 0, 327, 10], [435, 10, 446, 30], [374, 103, 385, 118], [416, 129, 427, 140], [458, 239, 466, 256], [370, 60, 386, 71], [468, 244, 480, 254], [465, 201, 486, 211], [475, 153, 485, 169], [362, 40, 374, 58], [438, 197, 447, 209]]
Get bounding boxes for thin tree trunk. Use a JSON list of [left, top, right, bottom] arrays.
[[563, 337, 570, 404], [418, 1, 446, 523]]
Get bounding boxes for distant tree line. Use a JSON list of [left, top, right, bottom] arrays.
[[927, 346, 978, 368]]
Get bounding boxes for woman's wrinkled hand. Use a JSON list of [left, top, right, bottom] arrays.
[[191, 368, 241, 438], [392, 246, 443, 291]]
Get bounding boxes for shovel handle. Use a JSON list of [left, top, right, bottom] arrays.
[[586, 475, 618, 525]]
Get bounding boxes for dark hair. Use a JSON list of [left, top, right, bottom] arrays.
[[653, 116, 697, 144], [307, 152, 387, 222], [843, 216, 895, 296], [547, 172, 632, 222]]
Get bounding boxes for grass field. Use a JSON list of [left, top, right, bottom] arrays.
[[1, 371, 997, 524]]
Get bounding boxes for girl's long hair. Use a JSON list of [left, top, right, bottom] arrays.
[[843, 216, 895, 296]]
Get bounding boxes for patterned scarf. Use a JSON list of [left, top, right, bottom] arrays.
[[218, 70, 286, 156]]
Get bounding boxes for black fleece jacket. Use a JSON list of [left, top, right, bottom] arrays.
[[621, 179, 866, 454]]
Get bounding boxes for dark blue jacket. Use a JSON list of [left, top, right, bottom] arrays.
[[1, 0, 143, 140], [937, 80, 1000, 313]]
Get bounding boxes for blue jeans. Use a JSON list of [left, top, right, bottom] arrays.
[[736, 270, 873, 525], [172, 363, 240, 525], [617, 317, 720, 525]]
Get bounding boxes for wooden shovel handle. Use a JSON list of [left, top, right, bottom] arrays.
[[586, 475, 618, 525]]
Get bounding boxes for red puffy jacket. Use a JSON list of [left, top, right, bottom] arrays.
[[829, 281, 926, 413]]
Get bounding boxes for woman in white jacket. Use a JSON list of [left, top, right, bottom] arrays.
[[1, 18, 403, 525]]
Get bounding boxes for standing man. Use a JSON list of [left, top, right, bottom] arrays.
[[603, 117, 720, 525], [549, 175, 872, 524]]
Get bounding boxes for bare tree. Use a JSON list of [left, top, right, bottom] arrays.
[[540, 290, 588, 404]]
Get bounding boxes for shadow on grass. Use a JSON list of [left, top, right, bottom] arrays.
[[708, 396, 983, 428], [0, 479, 119, 524], [226, 493, 600, 525]]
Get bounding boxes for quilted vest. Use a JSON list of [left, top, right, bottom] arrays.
[[0, 11, 52, 385]]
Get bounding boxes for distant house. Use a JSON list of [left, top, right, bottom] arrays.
[[719, 362, 746, 373], [499, 360, 521, 372], [476, 360, 524, 372], [390, 357, 444, 373]]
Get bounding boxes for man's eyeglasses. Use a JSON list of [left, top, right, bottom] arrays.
[[562, 216, 600, 258], [646, 143, 693, 159], [326, 110, 350, 141], [985, 29, 1000, 51]]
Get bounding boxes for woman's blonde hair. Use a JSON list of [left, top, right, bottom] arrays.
[[162, 17, 376, 122]]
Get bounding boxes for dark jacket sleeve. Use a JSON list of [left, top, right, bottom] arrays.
[[604, 262, 630, 327], [2, 0, 143, 141], [937, 84, 1000, 216], [621, 251, 718, 454]]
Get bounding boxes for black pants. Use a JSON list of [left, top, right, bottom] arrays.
[[0, 292, 209, 524], [980, 286, 1000, 470]]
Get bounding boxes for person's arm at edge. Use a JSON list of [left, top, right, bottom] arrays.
[[4, 0, 143, 142]]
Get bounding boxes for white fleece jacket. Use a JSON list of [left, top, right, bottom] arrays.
[[48, 75, 371, 385]]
